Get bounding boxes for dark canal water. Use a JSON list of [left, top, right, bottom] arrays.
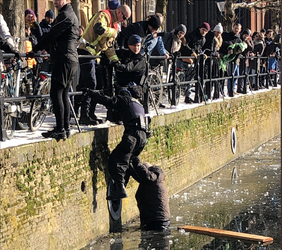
[[82, 135, 281, 250]]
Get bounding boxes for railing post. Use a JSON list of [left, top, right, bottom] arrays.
[[0, 96, 8, 141], [255, 56, 259, 90], [243, 58, 247, 94], [171, 56, 177, 106], [266, 56, 269, 89]]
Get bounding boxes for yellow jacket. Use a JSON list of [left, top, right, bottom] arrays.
[[25, 40, 37, 69], [79, 9, 118, 62]]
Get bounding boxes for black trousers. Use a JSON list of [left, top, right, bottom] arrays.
[[50, 60, 78, 131], [108, 128, 147, 184]]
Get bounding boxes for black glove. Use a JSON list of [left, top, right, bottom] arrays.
[[26, 51, 35, 58], [173, 51, 181, 58], [114, 63, 126, 71], [93, 22, 105, 35], [13, 50, 21, 60]]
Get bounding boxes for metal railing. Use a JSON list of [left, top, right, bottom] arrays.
[[0, 52, 280, 141]]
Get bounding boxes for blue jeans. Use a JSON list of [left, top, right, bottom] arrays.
[[227, 63, 239, 93]]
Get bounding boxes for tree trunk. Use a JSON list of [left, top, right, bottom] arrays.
[[2, 0, 25, 52], [71, 0, 81, 24], [223, 0, 237, 31], [156, 0, 168, 30]]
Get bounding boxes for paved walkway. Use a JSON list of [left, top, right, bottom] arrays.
[[0, 86, 279, 149]]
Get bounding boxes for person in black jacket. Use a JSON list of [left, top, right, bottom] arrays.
[[249, 32, 265, 89], [86, 84, 148, 200], [180, 22, 210, 103], [202, 23, 223, 100], [130, 156, 170, 231], [116, 15, 161, 49], [237, 29, 253, 93], [220, 23, 242, 96], [115, 35, 146, 89], [30, 0, 79, 140], [40, 9, 55, 36]]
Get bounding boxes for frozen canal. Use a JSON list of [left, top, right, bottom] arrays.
[[82, 135, 281, 250]]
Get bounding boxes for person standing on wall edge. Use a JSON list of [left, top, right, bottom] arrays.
[[77, 4, 131, 125], [29, 0, 79, 140]]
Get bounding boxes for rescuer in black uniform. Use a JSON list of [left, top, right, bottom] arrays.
[[86, 83, 149, 200]]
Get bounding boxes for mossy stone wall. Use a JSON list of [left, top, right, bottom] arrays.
[[0, 89, 280, 250]]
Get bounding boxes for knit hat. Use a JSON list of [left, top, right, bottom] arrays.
[[108, 0, 120, 10], [45, 9, 55, 19], [213, 23, 223, 33], [200, 22, 210, 31], [242, 29, 251, 36], [175, 24, 187, 35], [148, 15, 161, 30], [25, 9, 35, 17], [128, 34, 141, 45]]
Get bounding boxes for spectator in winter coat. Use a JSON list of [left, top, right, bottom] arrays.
[[237, 29, 253, 93], [25, 9, 43, 42], [220, 23, 242, 96], [180, 22, 210, 103], [40, 9, 55, 36], [130, 156, 170, 231], [117, 14, 162, 50], [30, 0, 79, 140], [0, 14, 14, 48], [161, 24, 187, 54], [249, 32, 265, 89], [25, 24, 38, 69], [202, 23, 224, 99]]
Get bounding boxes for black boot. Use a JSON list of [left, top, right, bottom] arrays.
[[79, 107, 99, 125], [107, 182, 128, 200]]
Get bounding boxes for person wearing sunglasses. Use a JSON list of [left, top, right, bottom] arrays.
[[76, 4, 131, 126]]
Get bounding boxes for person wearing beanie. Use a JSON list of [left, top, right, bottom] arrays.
[[85, 83, 149, 201], [40, 9, 55, 35], [25, 8, 43, 41], [213, 23, 223, 33], [154, 24, 186, 56], [77, 4, 131, 125], [117, 13, 164, 50], [179, 21, 210, 103], [108, 0, 120, 10], [202, 23, 224, 100], [114, 34, 146, 89]]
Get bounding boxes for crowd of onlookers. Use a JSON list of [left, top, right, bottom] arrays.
[[0, 0, 281, 128]]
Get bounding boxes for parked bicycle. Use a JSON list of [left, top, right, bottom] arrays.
[[1, 56, 35, 139]]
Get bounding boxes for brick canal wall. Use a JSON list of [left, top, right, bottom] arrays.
[[0, 89, 280, 250]]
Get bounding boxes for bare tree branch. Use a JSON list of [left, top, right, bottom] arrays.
[[233, 0, 281, 11]]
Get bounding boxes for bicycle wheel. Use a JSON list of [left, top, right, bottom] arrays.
[[3, 107, 16, 139], [29, 78, 51, 132], [2, 75, 16, 139], [177, 71, 188, 96], [147, 71, 163, 109], [167, 74, 181, 106]]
